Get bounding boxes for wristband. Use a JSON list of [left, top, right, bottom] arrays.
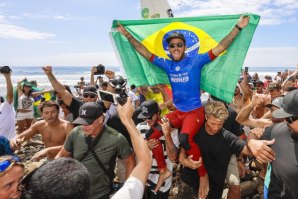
[[235, 24, 242, 31]]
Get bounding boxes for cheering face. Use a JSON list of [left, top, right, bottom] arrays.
[[42, 106, 59, 124], [169, 38, 186, 61]]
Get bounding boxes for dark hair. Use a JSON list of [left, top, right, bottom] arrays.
[[101, 81, 108, 87], [130, 84, 136, 90], [40, 100, 60, 113], [21, 158, 91, 199]]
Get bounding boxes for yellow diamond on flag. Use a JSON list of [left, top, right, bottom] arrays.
[[141, 22, 225, 59]]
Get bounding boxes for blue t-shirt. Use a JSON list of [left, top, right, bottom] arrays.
[[151, 53, 212, 112]]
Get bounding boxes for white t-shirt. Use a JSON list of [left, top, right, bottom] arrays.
[[137, 122, 179, 193], [0, 101, 16, 139], [127, 90, 138, 107], [112, 176, 144, 199]]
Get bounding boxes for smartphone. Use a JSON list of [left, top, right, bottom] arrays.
[[97, 90, 116, 104], [244, 67, 249, 72]]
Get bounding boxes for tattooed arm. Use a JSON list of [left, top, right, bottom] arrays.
[[212, 15, 250, 56]]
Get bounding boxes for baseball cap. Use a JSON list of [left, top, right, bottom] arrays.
[[272, 90, 298, 118], [137, 100, 159, 119], [166, 32, 186, 44], [83, 85, 97, 94], [265, 97, 283, 109], [73, 102, 103, 125]]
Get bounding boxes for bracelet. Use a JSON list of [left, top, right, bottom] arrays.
[[235, 24, 242, 31]]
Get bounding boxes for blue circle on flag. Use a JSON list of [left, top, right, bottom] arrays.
[[162, 30, 200, 58]]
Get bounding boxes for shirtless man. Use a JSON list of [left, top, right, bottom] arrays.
[[11, 100, 73, 159]]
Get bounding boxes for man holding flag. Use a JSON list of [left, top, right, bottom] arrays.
[[117, 15, 249, 198]]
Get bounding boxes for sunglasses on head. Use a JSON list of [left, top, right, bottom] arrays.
[[285, 116, 298, 124], [169, 42, 184, 49], [83, 93, 97, 98], [0, 156, 22, 173]]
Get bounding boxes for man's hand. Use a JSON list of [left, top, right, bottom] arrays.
[[237, 15, 250, 28], [160, 118, 171, 136], [105, 69, 115, 80], [117, 22, 129, 37], [198, 173, 209, 199], [31, 148, 48, 161], [147, 139, 159, 150], [10, 137, 24, 151], [42, 65, 53, 76], [247, 139, 275, 163], [116, 97, 134, 123], [91, 66, 97, 74], [1, 71, 11, 78]]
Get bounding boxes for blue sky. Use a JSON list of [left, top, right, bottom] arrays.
[[0, 0, 297, 67]]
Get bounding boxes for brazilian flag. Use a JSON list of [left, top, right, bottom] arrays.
[[111, 13, 260, 102]]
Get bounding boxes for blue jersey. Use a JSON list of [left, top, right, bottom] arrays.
[[151, 52, 212, 112]]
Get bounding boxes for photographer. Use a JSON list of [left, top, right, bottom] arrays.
[[0, 66, 16, 139], [90, 64, 105, 86]]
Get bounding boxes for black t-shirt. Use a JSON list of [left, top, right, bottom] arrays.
[[261, 123, 298, 199], [181, 125, 245, 199]]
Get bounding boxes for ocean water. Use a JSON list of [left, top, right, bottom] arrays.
[[0, 66, 296, 96]]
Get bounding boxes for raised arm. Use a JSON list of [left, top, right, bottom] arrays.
[[10, 123, 40, 150], [212, 15, 250, 56], [117, 23, 152, 60], [42, 65, 73, 106], [116, 97, 152, 185], [2, 72, 13, 104], [160, 118, 178, 162]]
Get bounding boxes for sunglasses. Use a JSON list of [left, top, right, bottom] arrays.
[[0, 156, 22, 173], [285, 116, 298, 124], [169, 42, 184, 49], [83, 93, 97, 98]]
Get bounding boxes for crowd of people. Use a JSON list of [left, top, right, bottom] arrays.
[[1, 15, 298, 199]]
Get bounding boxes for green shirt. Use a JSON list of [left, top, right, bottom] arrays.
[[64, 125, 133, 199]]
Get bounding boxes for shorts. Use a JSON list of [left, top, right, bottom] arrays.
[[225, 155, 240, 186], [16, 111, 34, 121]]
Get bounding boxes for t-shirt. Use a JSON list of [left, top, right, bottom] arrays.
[[69, 97, 83, 120], [151, 53, 212, 112], [64, 125, 133, 199], [181, 125, 245, 199], [137, 121, 179, 193], [0, 102, 16, 139], [112, 176, 144, 199], [17, 94, 34, 111], [261, 123, 298, 199]]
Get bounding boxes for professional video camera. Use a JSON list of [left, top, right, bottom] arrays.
[[110, 75, 128, 105]]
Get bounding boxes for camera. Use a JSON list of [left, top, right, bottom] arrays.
[[0, 66, 12, 74], [94, 64, 105, 75], [110, 75, 128, 105]]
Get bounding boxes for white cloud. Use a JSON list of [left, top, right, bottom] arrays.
[[168, 0, 298, 25], [244, 47, 298, 67], [0, 23, 55, 40], [23, 12, 71, 21]]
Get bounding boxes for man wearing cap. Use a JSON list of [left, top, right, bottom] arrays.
[[267, 81, 282, 101], [118, 16, 250, 196], [56, 102, 135, 199], [136, 100, 179, 196], [43, 66, 103, 120], [247, 89, 298, 198]]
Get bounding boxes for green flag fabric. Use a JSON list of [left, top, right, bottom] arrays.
[[111, 14, 260, 102]]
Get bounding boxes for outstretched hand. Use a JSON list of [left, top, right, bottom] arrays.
[[116, 22, 129, 37], [237, 15, 250, 28], [247, 138, 276, 163], [42, 65, 53, 76]]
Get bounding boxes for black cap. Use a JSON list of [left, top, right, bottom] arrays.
[[272, 90, 298, 118], [265, 97, 283, 109], [166, 32, 186, 44], [83, 85, 97, 94], [137, 100, 159, 119], [73, 102, 103, 125]]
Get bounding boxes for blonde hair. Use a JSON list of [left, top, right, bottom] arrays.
[[0, 155, 24, 176], [204, 101, 229, 121]]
